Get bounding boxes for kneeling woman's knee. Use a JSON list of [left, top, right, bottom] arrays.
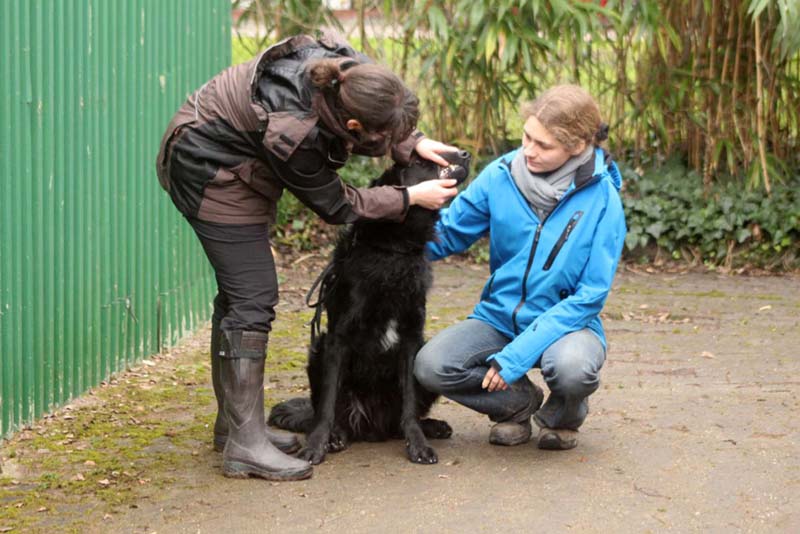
[[542, 355, 602, 398], [414, 345, 445, 393]]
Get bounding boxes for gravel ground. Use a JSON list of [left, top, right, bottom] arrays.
[[3, 261, 799, 533]]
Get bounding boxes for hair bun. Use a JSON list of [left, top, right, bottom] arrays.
[[595, 122, 609, 142]]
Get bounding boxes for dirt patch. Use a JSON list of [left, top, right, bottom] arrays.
[[2, 261, 799, 533]]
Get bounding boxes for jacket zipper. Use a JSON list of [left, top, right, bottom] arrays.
[[511, 224, 543, 335], [542, 211, 584, 271], [506, 159, 601, 335]]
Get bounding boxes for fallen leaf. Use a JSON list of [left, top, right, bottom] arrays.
[[700, 351, 715, 359]]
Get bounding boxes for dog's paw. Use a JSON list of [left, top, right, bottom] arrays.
[[406, 441, 438, 465], [327, 429, 349, 453], [420, 418, 453, 440], [298, 445, 328, 465]]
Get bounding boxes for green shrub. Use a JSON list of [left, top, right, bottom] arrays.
[[621, 160, 799, 269]]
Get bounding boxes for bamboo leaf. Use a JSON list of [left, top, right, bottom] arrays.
[[747, 0, 771, 18]]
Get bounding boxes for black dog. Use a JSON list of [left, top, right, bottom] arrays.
[[268, 150, 471, 465]]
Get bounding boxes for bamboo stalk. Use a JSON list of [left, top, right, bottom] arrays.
[[356, 0, 374, 57], [764, 9, 782, 162], [731, 3, 748, 164], [754, 16, 771, 194], [689, 0, 701, 173], [703, 0, 719, 188], [715, 2, 736, 150]]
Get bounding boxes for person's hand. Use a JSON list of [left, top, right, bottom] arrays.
[[415, 138, 460, 167], [482, 366, 508, 392], [407, 179, 458, 210]]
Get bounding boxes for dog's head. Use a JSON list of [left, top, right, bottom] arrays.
[[374, 149, 472, 189]]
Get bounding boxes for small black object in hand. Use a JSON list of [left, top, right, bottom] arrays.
[[438, 150, 472, 185]]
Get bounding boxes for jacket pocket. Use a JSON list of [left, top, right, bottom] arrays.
[[543, 211, 583, 271]]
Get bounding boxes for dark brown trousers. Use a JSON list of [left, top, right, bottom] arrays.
[[188, 218, 278, 335]]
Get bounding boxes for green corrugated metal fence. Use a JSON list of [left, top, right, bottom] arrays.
[[0, 0, 231, 438]]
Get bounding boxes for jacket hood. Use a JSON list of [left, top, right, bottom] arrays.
[[579, 148, 623, 191]]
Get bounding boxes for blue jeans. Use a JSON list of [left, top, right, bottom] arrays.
[[415, 319, 606, 430]]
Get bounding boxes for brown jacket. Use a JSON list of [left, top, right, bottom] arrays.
[[155, 34, 421, 225]]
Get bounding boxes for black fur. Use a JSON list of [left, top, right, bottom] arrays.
[[269, 150, 471, 465]]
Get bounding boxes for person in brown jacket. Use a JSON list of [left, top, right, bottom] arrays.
[[155, 34, 459, 482]]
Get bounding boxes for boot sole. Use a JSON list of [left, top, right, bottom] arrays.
[[223, 460, 313, 481], [489, 433, 532, 446], [537, 433, 578, 450], [214, 436, 301, 455]]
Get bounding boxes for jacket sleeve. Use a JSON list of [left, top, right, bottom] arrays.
[[426, 161, 495, 260], [487, 189, 627, 384], [391, 130, 425, 165], [264, 140, 408, 224]]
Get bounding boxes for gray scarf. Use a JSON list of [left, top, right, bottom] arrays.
[[510, 146, 594, 221]]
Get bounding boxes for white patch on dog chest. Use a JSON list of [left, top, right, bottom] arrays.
[[380, 319, 400, 351]]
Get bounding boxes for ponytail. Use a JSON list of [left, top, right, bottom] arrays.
[[308, 58, 345, 89]]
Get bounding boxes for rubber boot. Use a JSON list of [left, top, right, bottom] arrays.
[[211, 318, 227, 452], [220, 331, 312, 481], [488, 375, 544, 446], [211, 323, 299, 454]]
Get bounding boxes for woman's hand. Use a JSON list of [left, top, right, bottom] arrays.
[[407, 179, 458, 210], [482, 366, 508, 392], [415, 138, 460, 167]]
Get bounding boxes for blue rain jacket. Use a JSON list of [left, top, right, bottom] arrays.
[[427, 147, 627, 384]]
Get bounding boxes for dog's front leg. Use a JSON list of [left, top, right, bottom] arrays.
[[300, 335, 344, 465], [401, 344, 438, 465]]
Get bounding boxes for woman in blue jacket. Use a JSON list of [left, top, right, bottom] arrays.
[[415, 85, 626, 450]]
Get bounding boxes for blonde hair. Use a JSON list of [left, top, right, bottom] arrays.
[[521, 85, 607, 150]]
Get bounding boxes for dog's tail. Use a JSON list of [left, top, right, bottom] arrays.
[[268, 397, 314, 433]]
